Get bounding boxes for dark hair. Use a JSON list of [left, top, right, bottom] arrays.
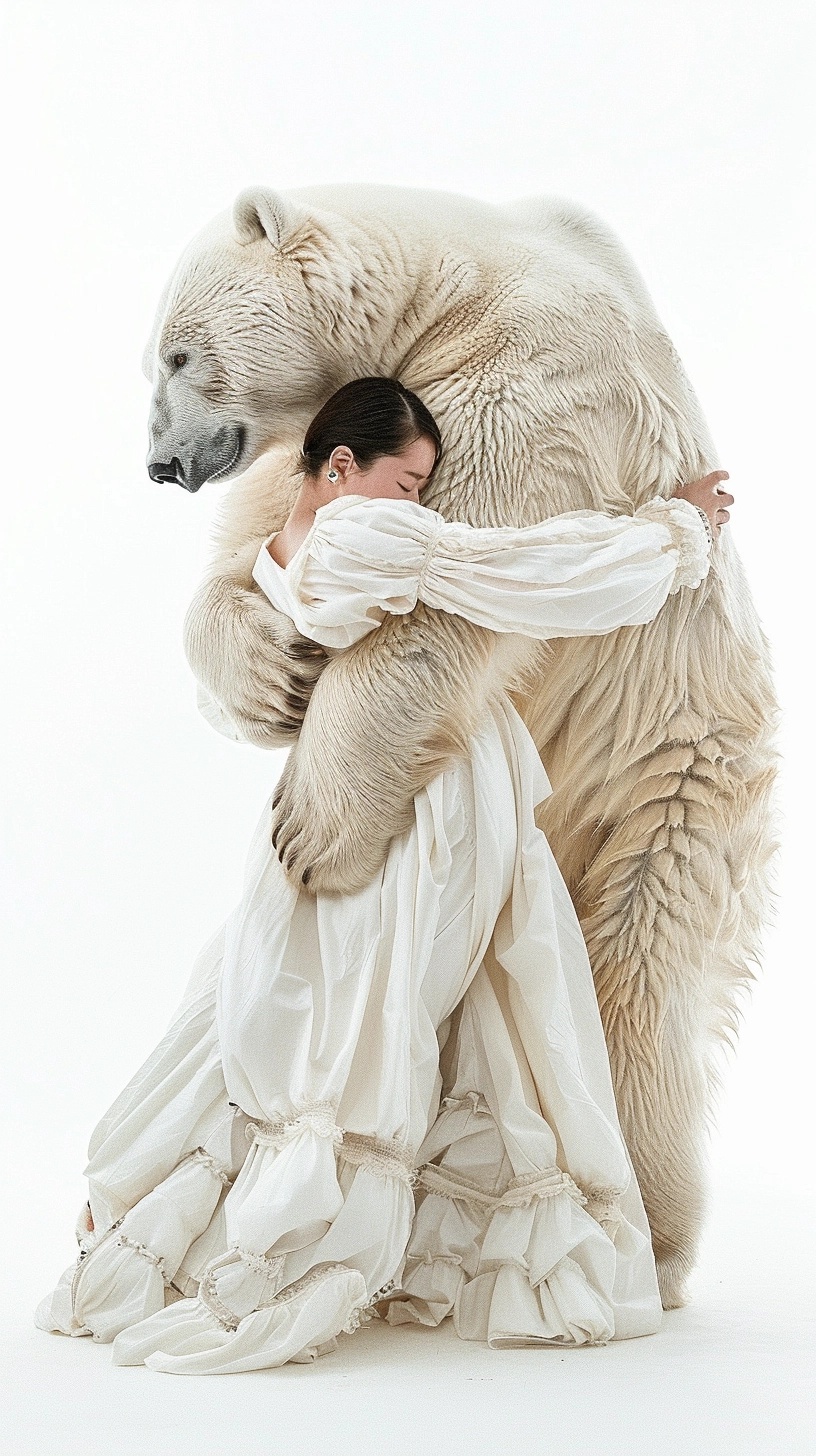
[[299, 376, 443, 480]]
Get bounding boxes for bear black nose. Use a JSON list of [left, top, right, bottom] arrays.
[[148, 458, 185, 485]]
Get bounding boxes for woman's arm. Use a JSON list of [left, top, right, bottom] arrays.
[[261, 479, 730, 893], [253, 472, 729, 656]]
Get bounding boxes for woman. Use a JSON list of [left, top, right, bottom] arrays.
[[36, 378, 732, 1374]]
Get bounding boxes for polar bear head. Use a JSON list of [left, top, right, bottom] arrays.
[[144, 187, 361, 492], [145, 183, 699, 516]]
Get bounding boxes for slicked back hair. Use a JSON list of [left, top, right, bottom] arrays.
[[300, 377, 443, 480]]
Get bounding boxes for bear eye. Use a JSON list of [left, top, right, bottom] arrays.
[[172, 351, 188, 369]]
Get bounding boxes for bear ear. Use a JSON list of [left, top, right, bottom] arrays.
[[233, 186, 298, 248]]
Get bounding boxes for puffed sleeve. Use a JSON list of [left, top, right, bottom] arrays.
[[250, 492, 712, 649], [251, 494, 437, 648], [414, 494, 712, 638]]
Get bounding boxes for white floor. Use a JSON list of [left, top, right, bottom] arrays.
[[4, 1169, 812, 1456]]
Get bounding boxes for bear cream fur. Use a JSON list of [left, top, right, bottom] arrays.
[[144, 184, 781, 1309]]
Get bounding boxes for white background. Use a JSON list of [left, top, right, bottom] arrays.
[[0, 2, 813, 1452]]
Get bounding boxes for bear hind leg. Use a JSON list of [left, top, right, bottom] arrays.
[[573, 730, 779, 1308]]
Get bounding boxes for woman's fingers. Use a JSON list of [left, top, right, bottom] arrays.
[[701, 470, 734, 531], [697, 469, 730, 491]]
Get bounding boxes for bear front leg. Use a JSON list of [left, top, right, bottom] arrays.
[[182, 445, 330, 746], [183, 556, 330, 747], [270, 603, 501, 894], [572, 726, 780, 1308]]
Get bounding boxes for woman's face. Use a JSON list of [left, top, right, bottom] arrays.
[[328, 435, 437, 503]]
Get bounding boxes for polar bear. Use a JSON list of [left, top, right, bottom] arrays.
[[143, 184, 780, 1310]]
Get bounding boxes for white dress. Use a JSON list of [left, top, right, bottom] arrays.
[[36, 493, 711, 1374]]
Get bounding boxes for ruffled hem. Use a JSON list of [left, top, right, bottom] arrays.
[[633, 496, 712, 593], [36, 1105, 417, 1372], [35, 698, 663, 1371], [37, 1127, 660, 1366], [35, 1144, 235, 1343], [381, 1162, 629, 1347], [111, 1263, 372, 1374]]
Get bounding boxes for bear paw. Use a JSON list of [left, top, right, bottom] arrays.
[[184, 575, 331, 747], [269, 742, 406, 896]]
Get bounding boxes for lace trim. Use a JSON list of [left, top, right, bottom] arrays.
[[342, 1277, 404, 1333], [198, 1259, 366, 1335], [417, 1164, 504, 1211], [270, 1262, 355, 1311], [189, 1147, 233, 1186], [231, 1246, 286, 1283], [244, 1111, 417, 1185], [198, 1267, 242, 1331], [75, 1147, 231, 1268], [116, 1235, 171, 1286], [245, 1101, 343, 1149], [633, 495, 712, 594], [417, 1164, 587, 1212], [416, 1164, 618, 1220], [502, 1169, 587, 1208], [340, 1131, 418, 1185]]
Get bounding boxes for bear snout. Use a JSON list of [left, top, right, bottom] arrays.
[[146, 424, 245, 493], [148, 457, 188, 487]]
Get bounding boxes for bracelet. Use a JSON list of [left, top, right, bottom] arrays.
[[691, 503, 714, 549]]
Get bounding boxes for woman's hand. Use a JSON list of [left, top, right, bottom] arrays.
[[671, 470, 734, 538]]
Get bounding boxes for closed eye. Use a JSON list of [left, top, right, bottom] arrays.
[[400, 471, 428, 492]]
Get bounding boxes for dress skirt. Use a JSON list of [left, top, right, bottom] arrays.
[[36, 694, 662, 1373]]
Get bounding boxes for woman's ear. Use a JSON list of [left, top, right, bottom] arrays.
[[328, 446, 356, 481]]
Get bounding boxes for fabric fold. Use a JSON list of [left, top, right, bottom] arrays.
[[38, 494, 669, 1373], [251, 491, 711, 650]]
